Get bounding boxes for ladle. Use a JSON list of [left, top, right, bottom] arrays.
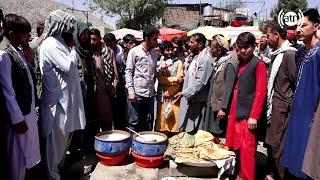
[[126, 127, 157, 143]]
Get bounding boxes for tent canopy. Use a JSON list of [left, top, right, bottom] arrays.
[[188, 26, 263, 43], [188, 26, 230, 40], [159, 27, 187, 41], [111, 28, 143, 41]]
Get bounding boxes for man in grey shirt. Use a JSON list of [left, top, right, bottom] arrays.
[[125, 26, 159, 132], [175, 33, 214, 134]]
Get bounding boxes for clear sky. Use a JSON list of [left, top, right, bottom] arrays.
[[54, 0, 319, 28]]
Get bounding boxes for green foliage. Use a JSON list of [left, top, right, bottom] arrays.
[[270, 0, 308, 21], [87, 0, 168, 29]]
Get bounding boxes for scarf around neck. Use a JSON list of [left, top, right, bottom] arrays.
[[266, 40, 297, 124], [213, 52, 231, 76]]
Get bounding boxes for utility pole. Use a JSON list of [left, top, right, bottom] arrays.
[[198, 0, 202, 27], [66, 0, 90, 23], [66, 7, 90, 23]]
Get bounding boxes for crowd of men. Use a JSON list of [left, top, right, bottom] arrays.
[[0, 7, 319, 180]]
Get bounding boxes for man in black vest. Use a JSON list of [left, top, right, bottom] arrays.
[[225, 32, 268, 180], [0, 8, 8, 180], [0, 14, 41, 180]]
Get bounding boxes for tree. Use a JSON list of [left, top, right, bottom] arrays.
[[270, 0, 307, 21], [87, 0, 168, 29]]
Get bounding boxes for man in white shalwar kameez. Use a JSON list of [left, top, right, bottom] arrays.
[[39, 10, 86, 180], [0, 14, 41, 180]]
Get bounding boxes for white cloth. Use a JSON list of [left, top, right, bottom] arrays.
[[213, 53, 231, 77], [114, 44, 125, 65], [214, 156, 236, 179], [0, 49, 41, 179], [43, 10, 75, 39], [45, 103, 73, 180], [39, 36, 86, 138], [266, 40, 297, 123]]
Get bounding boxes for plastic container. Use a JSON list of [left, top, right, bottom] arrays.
[[96, 151, 128, 166], [131, 151, 164, 168]]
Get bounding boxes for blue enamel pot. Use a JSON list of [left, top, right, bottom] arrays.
[[131, 131, 168, 157], [94, 130, 131, 156]]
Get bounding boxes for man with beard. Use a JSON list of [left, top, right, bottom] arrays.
[[175, 33, 214, 134], [67, 21, 98, 160], [104, 33, 128, 130], [264, 22, 297, 179], [90, 28, 118, 130], [258, 35, 272, 65], [125, 26, 159, 132], [39, 10, 86, 179], [0, 14, 41, 180]]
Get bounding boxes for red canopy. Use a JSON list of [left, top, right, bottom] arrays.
[[159, 27, 187, 41]]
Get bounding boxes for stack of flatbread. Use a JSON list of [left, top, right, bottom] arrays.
[[164, 130, 235, 164]]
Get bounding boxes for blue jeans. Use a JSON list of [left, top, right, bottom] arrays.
[[128, 96, 154, 132]]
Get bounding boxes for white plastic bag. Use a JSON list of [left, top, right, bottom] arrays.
[[163, 100, 173, 119]]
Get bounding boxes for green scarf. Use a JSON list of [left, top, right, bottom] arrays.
[[73, 21, 92, 59]]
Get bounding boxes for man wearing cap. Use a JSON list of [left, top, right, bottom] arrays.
[[286, 29, 304, 51], [203, 34, 235, 136], [39, 10, 86, 179]]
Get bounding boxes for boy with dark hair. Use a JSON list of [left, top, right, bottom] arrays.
[[122, 34, 136, 58], [155, 41, 184, 135], [225, 32, 267, 180], [0, 13, 41, 180], [281, 8, 320, 179], [125, 26, 159, 132]]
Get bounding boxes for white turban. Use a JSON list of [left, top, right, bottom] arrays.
[[43, 9, 76, 39]]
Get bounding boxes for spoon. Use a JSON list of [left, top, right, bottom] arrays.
[[126, 127, 157, 143]]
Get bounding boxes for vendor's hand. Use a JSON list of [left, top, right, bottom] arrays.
[[248, 118, 258, 130], [13, 120, 28, 134], [163, 90, 171, 98], [38, 34, 44, 43], [172, 92, 183, 104], [177, 76, 184, 84], [129, 93, 137, 103], [259, 53, 266, 60], [70, 40, 77, 50], [217, 109, 226, 119]]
